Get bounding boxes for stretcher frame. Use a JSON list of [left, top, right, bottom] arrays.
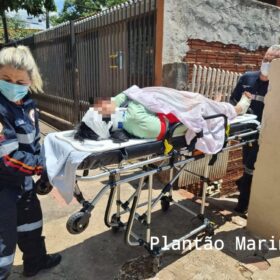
[[61, 114, 259, 256]]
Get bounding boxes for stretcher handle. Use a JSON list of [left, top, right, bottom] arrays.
[[164, 122, 184, 140], [163, 122, 184, 154], [203, 113, 228, 132]]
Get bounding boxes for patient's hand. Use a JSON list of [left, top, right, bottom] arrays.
[[94, 99, 116, 116]]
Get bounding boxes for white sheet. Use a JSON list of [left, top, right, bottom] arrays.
[[124, 86, 237, 154], [55, 130, 155, 152]]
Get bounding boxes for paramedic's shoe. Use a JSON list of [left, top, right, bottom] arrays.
[[23, 253, 62, 277]]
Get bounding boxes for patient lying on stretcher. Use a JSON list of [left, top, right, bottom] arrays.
[[74, 86, 252, 144]]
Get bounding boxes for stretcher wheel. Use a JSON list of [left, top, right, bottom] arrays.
[[110, 214, 122, 233], [35, 179, 53, 195], [111, 225, 120, 233], [205, 223, 215, 236], [161, 197, 170, 212], [66, 212, 90, 234]]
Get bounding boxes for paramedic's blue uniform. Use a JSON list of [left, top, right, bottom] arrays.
[[230, 71, 269, 211], [0, 92, 46, 279]]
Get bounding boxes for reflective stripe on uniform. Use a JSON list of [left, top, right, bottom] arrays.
[[0, 253, 15, 267], [16, 131, 36, 144], [0, 141, 18, 157], [244, 166, 254, 175], [251, 94, 265, 103], [24, 184, 33, 191], [17, 220, 43, 232]]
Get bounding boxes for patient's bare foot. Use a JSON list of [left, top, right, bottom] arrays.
[[235, 93, 252, 115]]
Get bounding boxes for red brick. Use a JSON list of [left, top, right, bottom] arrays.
[[186, 39, 268, 75]]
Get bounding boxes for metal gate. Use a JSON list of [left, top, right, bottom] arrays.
[[11, 0, 157, 124]]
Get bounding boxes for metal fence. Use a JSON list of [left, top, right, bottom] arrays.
[[189, 64, 242, 102], [13, 0, 157, 124]]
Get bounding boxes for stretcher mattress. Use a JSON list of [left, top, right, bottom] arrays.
[[54, 114, 259, 170]]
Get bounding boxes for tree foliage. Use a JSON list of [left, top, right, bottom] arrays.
[[51, 0, 127, 25], [0, 16, 39, 43], [0, 0, 56, 43], [0, 0, 56, 15]]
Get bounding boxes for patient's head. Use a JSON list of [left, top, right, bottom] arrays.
[[93, 97, 116, 116]]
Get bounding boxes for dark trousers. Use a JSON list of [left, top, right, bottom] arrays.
[[0, 183, 46, 280], [237, 142, 259, 209]]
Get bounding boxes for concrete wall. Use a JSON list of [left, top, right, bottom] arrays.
[[162, 0, 280, 64], [247, 59, 280, 239]]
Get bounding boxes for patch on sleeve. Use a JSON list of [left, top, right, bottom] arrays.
[[0, 122, 6, 142], [28, 109, 35, 125]]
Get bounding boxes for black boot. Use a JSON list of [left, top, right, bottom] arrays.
[[23, 253, 62, 277], [234, 174, 252, 214]]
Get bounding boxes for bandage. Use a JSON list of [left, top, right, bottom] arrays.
[[236, 94, 251, 115]]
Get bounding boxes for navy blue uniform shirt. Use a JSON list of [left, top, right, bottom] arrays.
[[230, 71, 269, 122], [0, 92, 44, 185]]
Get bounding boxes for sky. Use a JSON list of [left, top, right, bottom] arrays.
[[7, 0, 65, 30], [55, 0, 65, 13]]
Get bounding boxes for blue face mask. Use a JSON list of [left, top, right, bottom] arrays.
[[0, 80, 29, 102]]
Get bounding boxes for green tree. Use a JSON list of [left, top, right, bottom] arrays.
[[0, 15, 39, 43], [51, 0, 126, 25], [0, 0, 56, 43]]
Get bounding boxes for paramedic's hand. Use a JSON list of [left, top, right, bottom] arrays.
[[94, 100, 116, 116], [35, 170, 53, 195]]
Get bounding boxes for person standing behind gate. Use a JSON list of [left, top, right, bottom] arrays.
[[230, 44, 280, 214], [0, 46, 61, 279]]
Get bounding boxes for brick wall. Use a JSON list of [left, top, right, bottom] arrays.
[[184, 39, 267, 82], [221, 147, 243, 196]]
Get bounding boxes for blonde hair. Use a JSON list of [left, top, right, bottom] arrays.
[[0, 45, 43, 93]]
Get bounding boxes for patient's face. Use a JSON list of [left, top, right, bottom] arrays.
[[94, 98, 114, 116]]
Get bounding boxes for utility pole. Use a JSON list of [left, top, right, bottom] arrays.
[[46, 9, 50, 29]]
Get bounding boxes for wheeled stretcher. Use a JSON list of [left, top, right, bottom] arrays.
[[42, 114, 260, 256]]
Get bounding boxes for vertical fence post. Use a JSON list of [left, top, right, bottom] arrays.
[[154, 0, 164, 86], [70, 20, 80, 124]]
